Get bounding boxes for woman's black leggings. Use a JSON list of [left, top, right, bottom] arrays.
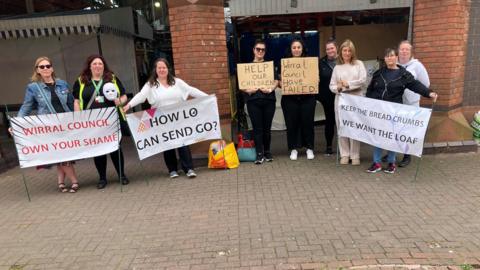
[[246, 98, 276, 155], [317, 93, 336, 147], [281, 95, 316, 150], [94, 148, 125, 181]]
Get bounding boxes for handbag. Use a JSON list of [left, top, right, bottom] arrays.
[[236, 133, 256, 162]]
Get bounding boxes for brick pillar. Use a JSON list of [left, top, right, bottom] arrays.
[[167, 0, 231, 157], [413, 0, 470, 110], [413, 0, 473, 142], [167, 0, 230, 119]]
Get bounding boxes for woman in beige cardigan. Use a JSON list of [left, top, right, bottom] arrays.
[[329, 39, 367, 165]]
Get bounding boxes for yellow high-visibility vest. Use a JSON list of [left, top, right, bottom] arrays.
[[78, 75, 126, 120]]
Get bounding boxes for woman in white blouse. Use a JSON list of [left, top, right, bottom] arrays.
[[329, 39, 367, 166], [123, 58, 207, 178]]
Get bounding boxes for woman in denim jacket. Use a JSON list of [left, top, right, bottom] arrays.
[[16, 56, 80, 193]]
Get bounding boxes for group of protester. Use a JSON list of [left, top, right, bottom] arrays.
[[241, 38, 437, 174], [13, 37, 437, 194], [15, 55, 206, 193]]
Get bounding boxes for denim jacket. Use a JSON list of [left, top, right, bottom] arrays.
[[18, 79, 74, 117]]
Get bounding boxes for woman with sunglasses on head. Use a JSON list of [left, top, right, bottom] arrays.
[[15, 57, 80, 193], [241, 40, 278, 164], [329, 39, 367, 166], [123, 58, 207, 178], [73, 55, 129, 189], [281, 39, 317, 161], [365, 48, 437, 174]]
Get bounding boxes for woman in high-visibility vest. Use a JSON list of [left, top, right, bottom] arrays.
[[73, 54, 129, 189], [123, 58, 207, 179]]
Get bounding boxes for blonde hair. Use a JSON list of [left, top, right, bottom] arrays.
[[398, 40, 414, 59], [337, 39, 358, 65], [31, 56, 56, 82]]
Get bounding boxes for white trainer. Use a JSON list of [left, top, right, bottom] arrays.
[[306, 149, 314, 160], [169, 171, 179, 178], [186, 169, 197, 178], [290, 149, 298, 161]]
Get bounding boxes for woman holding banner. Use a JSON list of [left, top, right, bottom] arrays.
[[123, 58, 207, 179], [73, 55, 129, 189], [397, 40, 430, 167], [365, 48, 437, 174], [16, 56, 80, 193], [281, 39, 316, 161], [241, 40, 278, 164], [329, 39, 367, 166]]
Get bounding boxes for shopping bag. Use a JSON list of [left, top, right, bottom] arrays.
[[208, 140, 240, 169], [471, 111, 480, 142], [237, 133, 256, 162]]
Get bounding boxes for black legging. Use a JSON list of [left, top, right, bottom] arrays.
[[281, 95, 316, 150], [94, 147, 125, 181], [246, 98, 276, 155], [163, 146, 194, 173], [317, 93, 336, 148]]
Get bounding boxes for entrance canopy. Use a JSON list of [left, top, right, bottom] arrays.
[[227, 0, 412, 17], [0, 7, 153, 40]]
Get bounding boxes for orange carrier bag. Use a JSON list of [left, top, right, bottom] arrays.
[[208, 140, 239, 169]]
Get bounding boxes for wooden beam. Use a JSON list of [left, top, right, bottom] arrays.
[[25, 0, 34, 13]]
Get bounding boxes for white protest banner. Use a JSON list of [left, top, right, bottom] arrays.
[[237, 61, 276, 90], [281, 57, 319, 95], [10, 107, 121, 168], [338, 94, 432, 157], [126, 95, 221, 160]]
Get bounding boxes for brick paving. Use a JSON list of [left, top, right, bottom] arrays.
[[0, 129, 479, 270]]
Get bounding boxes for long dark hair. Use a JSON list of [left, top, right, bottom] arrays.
[[79, 54, 114, 83], [285, 38, 307, 57], [148, 58, 176, 87]]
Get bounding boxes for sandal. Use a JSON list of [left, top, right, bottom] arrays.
[[69, 183, 79, 193], [58, 183, 68, 193]]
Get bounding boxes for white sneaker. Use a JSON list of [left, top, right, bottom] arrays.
[[290, 149, 298, 161], [306, 149, 314, 160], [186, 169, 197, 178], [169, 171, 179, 178]]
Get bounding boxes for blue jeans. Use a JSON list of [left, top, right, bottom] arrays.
[[373, 147, 396, 163]]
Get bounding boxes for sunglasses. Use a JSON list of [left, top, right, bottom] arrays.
[[37, 64, 52, 69], [255, 47, 265, 52]]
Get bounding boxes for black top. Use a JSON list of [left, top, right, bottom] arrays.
[[318, 55, 336, 100], [45, 82, 65, 113], [383, 68, 401, 83], [72, 76, 126, 110], [366, 65, 430, 104]]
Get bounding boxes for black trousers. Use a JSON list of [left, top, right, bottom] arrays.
[[163, 146, 194, 173], [281, 95, 316, 150], [94, 147, 125, 182], [246, 98, 276, 155], [317, 92, 336, 147]]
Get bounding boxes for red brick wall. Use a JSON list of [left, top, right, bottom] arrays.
[[413, 0, 470, 110], [167, 1, 231, 118]]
